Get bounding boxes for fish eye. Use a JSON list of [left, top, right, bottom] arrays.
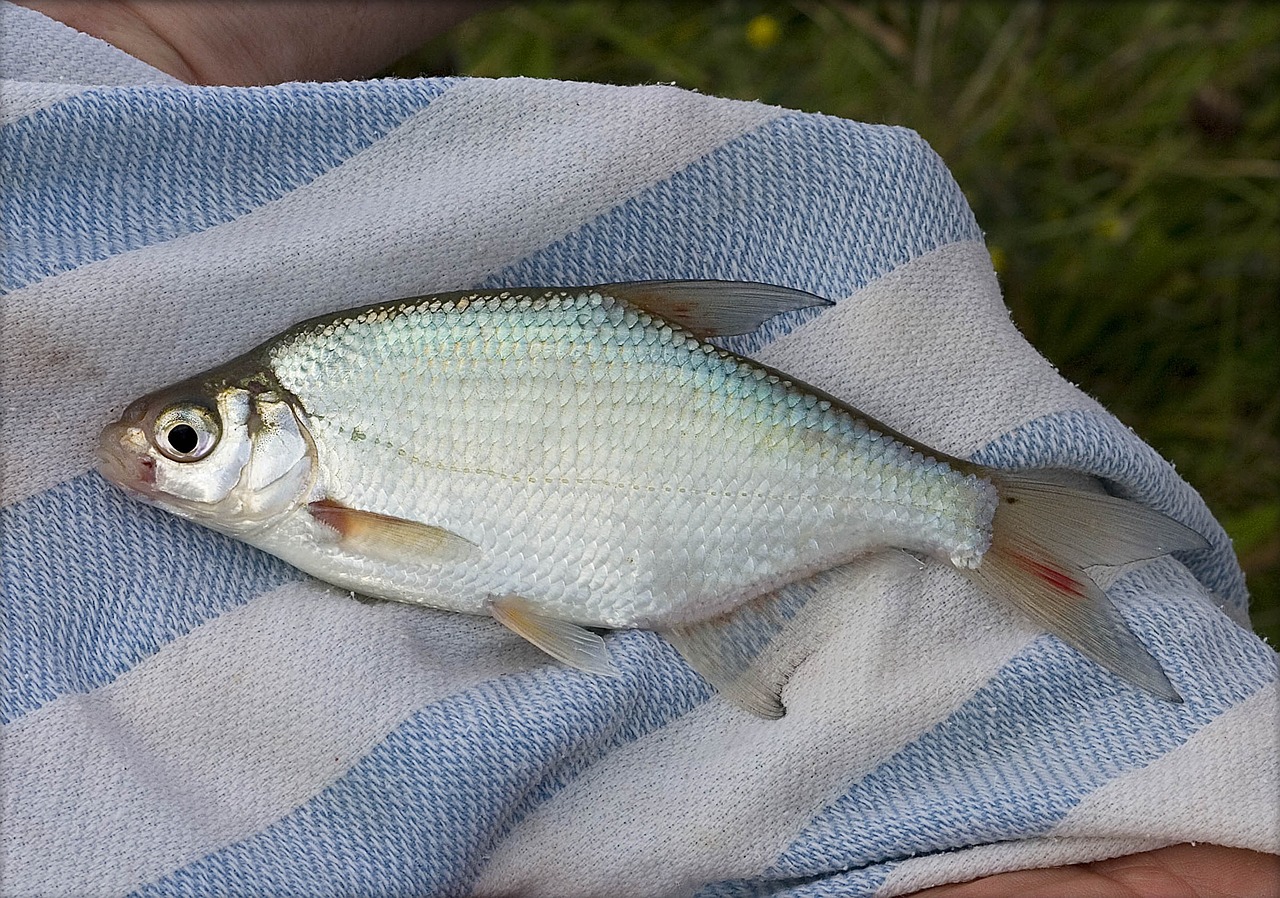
[[153, 404, 220, 462]]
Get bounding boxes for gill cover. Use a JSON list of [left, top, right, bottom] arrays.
[[234, 391, 315, 524]]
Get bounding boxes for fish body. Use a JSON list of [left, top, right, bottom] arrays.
[[99, 281, 1207, 716]]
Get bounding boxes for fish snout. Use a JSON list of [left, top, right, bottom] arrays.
[[97, 420, 156, 493]]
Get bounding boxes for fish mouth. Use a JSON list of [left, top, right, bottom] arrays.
[[97, 421, 157, 496]]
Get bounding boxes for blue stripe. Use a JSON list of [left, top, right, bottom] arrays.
[[487, 114, 981, 354], [698, 865, 899, 898], [1, 78, 454, 293], [0, 473, 299, 723], [132, 632, 710, 898]]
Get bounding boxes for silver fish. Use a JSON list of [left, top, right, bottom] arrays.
[[98, 281, 1207, 717]]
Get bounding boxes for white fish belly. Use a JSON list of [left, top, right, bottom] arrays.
[[265, 291, 995, 627]]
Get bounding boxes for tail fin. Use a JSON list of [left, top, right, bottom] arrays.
[[962, 472, 1210, 702]]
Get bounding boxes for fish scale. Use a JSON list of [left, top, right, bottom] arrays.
[[261, 289, 993, 626], [100, 280, 1205, 715]]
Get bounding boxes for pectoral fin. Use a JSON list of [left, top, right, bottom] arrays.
[[490, 595, 619, 677], [308, 499, 476, 565], [603, 280, 832, 337]]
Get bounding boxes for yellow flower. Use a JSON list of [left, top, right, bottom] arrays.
[[1094, 214, 1129, 243], [746, 14, 781, 50]]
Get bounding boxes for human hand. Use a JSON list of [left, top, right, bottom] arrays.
[[13, 0, 494, 85], [906, 843, 1280, 898]]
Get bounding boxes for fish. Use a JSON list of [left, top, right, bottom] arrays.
[[97, 280, 1209, 717]]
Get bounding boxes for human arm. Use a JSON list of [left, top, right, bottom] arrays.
[[13, 0, 491, 84]]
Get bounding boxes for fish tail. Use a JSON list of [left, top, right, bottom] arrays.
[[960, 471, 1210, 702]]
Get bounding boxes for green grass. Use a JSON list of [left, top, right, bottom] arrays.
[[390, 1, 1280, 643]]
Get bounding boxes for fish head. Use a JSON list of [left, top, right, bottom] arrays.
[[98, 375, 316, 536]]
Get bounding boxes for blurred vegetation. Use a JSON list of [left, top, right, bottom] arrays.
[[390, 1, 1280, 643]]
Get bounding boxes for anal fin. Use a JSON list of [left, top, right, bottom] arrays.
[[661, 579, 828, 720], [490, 595, 619, 677], [308, 499, 476, 565], [664, 553, 924, 719]]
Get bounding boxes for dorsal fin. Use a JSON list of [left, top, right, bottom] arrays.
[[601, 280, 832, 338]]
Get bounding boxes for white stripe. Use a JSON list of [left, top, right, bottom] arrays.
[[1, 78, 782, 506], [1051, 681, 1280, 851], [754, 239, 1100, 458], [0, 580, 544, 897], [474, 558, 1040, 896]]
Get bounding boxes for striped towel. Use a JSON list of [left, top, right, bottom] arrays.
[[3, 5, 1276, 896]]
